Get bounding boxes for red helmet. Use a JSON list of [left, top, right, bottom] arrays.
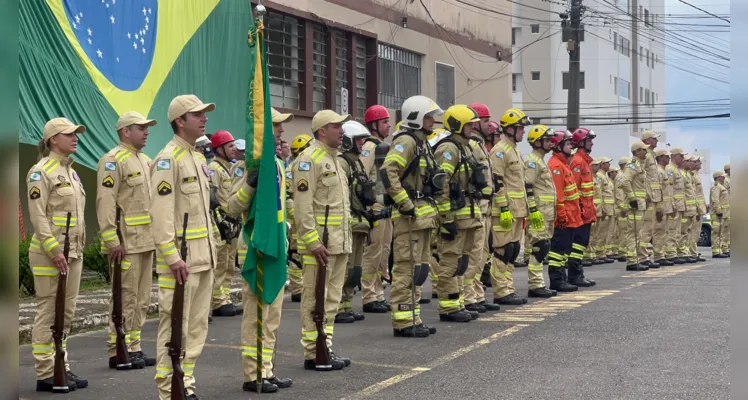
[[550, 130, 573, 147], [364, 105, 390, 124], [210, 130, 235, 149], [469, 103, 491, 119], [488, 120, 501, 135], [571, 128, 596, 145]]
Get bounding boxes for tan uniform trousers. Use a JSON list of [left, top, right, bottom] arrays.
[[31, 255, 83, 379], [361, 218, 392, 304], [300, 253, 348, 360], [436, 228, 477, 314], [598, 216, 615, 257], [617, 216, 634, 265], [604, 215, 617, 256], [464, 217, 488, 305], [637, 208, 654, 262], [678, 214, 694, 258], [689, 216, 701, 257], [652, 213, 670, 262], [664, 213, 681, 259], [722, 217, 730, 253], [287, 251, 303, 296], [107, 251, 154, 356], [525, 218, 552, 290], [626, 211, 646, 265], [241, 282, 283, 381], [339, 232, 366, 312], [491, 218, 525, 299], [211, 240, 237, 309], [155, 269, 213, 399], [390, 228, 431, 330], [585, 219, 601, 260]]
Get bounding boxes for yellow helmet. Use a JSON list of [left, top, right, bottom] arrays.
[[290, 134, 312, 156], [527, 125, 554, 144], [500, 107, 530, 128], [443, 104, 479, 135]]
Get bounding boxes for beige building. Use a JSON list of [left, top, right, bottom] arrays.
[[259, 0, 512, 138]]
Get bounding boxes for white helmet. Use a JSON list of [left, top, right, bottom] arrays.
[[341, 120, 371, 152], [400, 95, 443, 131]]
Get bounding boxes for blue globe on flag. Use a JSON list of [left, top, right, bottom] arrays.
[[63, 0, 157, 91]]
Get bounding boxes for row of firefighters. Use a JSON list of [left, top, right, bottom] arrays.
[[24, 93, 730, 397]]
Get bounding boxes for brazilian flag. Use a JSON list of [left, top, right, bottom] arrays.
[[240, 11, 287, 304], [19, 0, 252, 169]]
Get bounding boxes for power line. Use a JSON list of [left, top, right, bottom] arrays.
[[452, 0, 557, 22], [675, 0, 730, 23]]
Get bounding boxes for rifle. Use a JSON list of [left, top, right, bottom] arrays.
[[313, 205, 332, 371], [168, 213, 189, 400], [51, 212, 71, 393], [112, 207, 132, 370]]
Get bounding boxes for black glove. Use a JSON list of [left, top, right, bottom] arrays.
[[209, 186, 220, 210], [629, 200, 638, 209], [440, 222, 457, 240], [399, 206, 416, 218], [246, 170, 259, 188], [717, 213, 723, 218]]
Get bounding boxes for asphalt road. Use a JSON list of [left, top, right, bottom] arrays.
[[19, 254, 729, 400]]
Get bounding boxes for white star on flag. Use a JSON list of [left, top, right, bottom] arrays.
[[79, 12, 83, 17], [135, 33, 139, 39], [142, 7, 146, 15], [87, 28, 92, 36], [116, 57, 119, 62], [127, 32, 131, 38], [75, 15, 80, 23], [145, 24, 148, 31], [87, 37, 92, 44], [110, 15, 115, 24], [72, 22, 77, 29], [105, 3, 109, 8], [96, 49, 102, 58], [148, 8, 152, 13], [112, 0, 115, 3], [133, 42, 138, 49], [140, 29, 145, 36], [140, 37, 144, 45], [145, 16, 149, 24], [142, 48, 146, 54]]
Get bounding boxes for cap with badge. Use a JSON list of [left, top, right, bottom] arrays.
[[234, 139, 246, 151], [167, 94, 216, 122], [712, 170, 725, 179], [311, 110, 351, 133], [116, 111, 157, 131], [631, 141, 648, 152], [271, 108, 294, 124], [43, 118, 86, 143], [640, 130, 660, 140]]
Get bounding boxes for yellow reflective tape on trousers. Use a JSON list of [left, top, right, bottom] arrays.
[[121, 260, 131, 271], [416, 205, 435, 216], [302, 330, 318, 341], [316, 215, 343, 226], [302, 255, 317, 265], [32, 266, 58, 276], [437, 202, 451, 212], [155, 367, 173, 379], [52, 216, 77, 227], [32, 343, 54, 354], [391, 311, 416, 321], [158, 277, 176, 289], [508, 191, 525, 199], [594, 199, 602, 205], [124, 215, 152, 226], [242, 346, 274, 357], [439, 299, 461, 308], [455, 206, 480, 217], [634, 191, 646, 198], [392, 190, 408, 203], [539, 195, 555, 202]]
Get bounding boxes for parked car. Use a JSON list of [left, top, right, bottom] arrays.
[[698, 213, 711, 247]]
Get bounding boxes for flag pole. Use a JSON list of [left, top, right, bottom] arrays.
[[254, 2, 267, 394]]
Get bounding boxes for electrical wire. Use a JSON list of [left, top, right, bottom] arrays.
[[674, 0, 730, 23]]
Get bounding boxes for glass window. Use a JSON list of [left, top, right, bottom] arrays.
[[354, 36, 367, 118], [378, 43, 422, 109], [435, 63, 455, 109], [334, 30, 349, 113], [266, 11, 304, 110], [619, 78, 630, 99], [531, 24, 540, 34], [532, 71, 540, 80], [312, 24, 327, 112]]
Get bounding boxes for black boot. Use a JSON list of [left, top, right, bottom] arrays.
[[363, 302, 388, 313], [514, 260, 527, 268], [696, 256, 706, 262], [132, 351, 157, 366], [212, 304, 236, 317], [658, 259, 674, 266], [243, 380, 279, 393], [393, 324, 430, 337], [109, 355, 146, 370], [549, 269, 578, 292], [232, 303, 244, 315], [528, 287, 554, 298], [626, 264, 649, 271], [494, 293, 527, 305], [465, 302, 487, 313], [378, 299, 391, 309], [267, 376, 293, 389], [419, 324, 437, 334], [291, 293, 301, 302], [36, 377, 75, 393], [617, 256, 627, 262], [439, 309, 472, 322], [464, 308, 479, 320], [603, 257, 616, 263], [304, 357, 345, 371], [67, 371, 88, 389], [348, 311, 365, 321], [330, 352, 351, 367], [478, 300, 500, 311], [648, 261, 661, 269], [672, 257, 686, 264], [569, 277, 595, 287], [186, 393, 200, 400], [582, 260, 594, 267], [334, 312, 355, 323]]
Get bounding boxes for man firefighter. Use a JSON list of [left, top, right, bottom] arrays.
[[664, 147, 688, 264], [639, 130, 664, 268], [567, 128, 597, 287], [621, 141, 650, 271], [654, 149, 675, 266], [284, 133, 314, 302], [710, 170, 730, 258]]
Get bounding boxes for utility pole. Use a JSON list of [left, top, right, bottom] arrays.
[[565, 0, 582, 131], [631, 0, 640, 134]]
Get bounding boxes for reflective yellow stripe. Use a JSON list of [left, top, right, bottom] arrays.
[[384, 154, 407, 168], [564, 184, 576, 191], [52, 216, 77, 227], [124, 215, 152, 225], [651, 184, 661, 189], [415, 205, 435, 217], [440, 163, 455, 174], [302, 255, 317, 265], [581, 192, 594, 197], [32, 266, 58, 276], [316, 215, 343, 226], [158, 277, 176, 289], [392, 190, 408, 203], [43, 237, 59, 251], [437, 202, 450, 212], [108, 332, 132, 344], [302, 330, 318, 341], [32, 343, 55, 354], [594, 199, 602, 205], [391, 311, 416, 321], [178, 228, 209, 240], [156, 257, 170, 273], [674, 194, 684, 199], [130, 330, 142, 340], [311, 148, 327, 163], [101, 229, 117, 241], [455, 206, 480, 217], [120, 260, 131, 271], [171, 147, 186, 162], [481, 186, 492, 195], [237, 187, 251, 204], [634, 191, 646, 197], [241, 346, 274, 357], [604, 199, 614, 204], [43, 159, 60, 174], [439, 299, 461, 308], [581, 182, 594, 188], [156, 367, 173, 378], [30, 237, 41, 249], [507, 191, 525, 199], [115, 150, 132, 163], [300, 230, 320, 244], [419, 159, 427, 168], [538, 195, 555, 202]]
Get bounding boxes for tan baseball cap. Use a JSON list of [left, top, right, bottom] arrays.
[[641, 130, 660, 140], [311, 110, 350, 133], [631, 141, 648, 152], [591, 158, 602, 166], [724, 163, 730, 170], [685, 154, 698, 161], [43, 118, 86, 142], [116, 111, 157, 131], [598, 156, 612, 164], [168, 95, 216, 123], [712, 170, 725, 179], [669, 147, 686, 156], [608, 164, 620, 172], [271, 108, 294, 123], [655, 149, 671, 157], [618, 156, 631, 165]]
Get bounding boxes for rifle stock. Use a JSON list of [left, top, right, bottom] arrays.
[[51, 212, 71, 393], [168, 213, 189, 400], [112, 207, 132, 370], [313, 205, 331, 370]]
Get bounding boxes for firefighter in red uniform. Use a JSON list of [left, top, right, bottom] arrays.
[[547, 131, 581, 292], [567, 128, 597, 287]]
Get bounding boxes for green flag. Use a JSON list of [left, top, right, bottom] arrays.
[[241, 15, 287, 304]]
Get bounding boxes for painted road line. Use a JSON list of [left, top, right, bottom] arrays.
[[479, 316, 546, 322]]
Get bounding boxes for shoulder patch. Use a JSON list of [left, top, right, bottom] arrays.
[[527, 161, 537, 169], [395, 144, 405, 152], [573, 167, 580, 173], [234, 167, 245, 177], [157, 160, 171, 171], [157, 181, 172, 196], [105, 162, 116, 171], [362, 149, 371, 157], [101, 175, 115, 188], [29, 186, 41, 200], [29, 172, 41, 182], [297, 178, 308, 192], [298, 161, 311, 172], [617, 177, 624, 183], [286, 171, 293, 180], [444, 152, 452, 161], [628, 163, 637, 169], [496, 152, 504, 159], [553, 170, 561, 175]]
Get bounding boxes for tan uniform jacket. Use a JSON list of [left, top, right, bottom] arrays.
[[725, 176, 731, 192], [433, 133, 482, 228], [710, 182, 729, 218], [227, 159, 287, 223], [598, 170, 615, 217], [361, 138, 386, 213], [488, 137, 528, 218], [644, 148, 663, 204], [592, 169, 603, 217], [339, 151, 371, 233], [524, 149, 555, 221], [469, 134, 493, 217], [658, 165, 674, 215], [281, 158, 298, 250], [96, 143, 154, 254], [692, 172, 707, 215], [150, 135, 216, 273], [613, 175, 628, 214], [683, 170, 697, 217], [292, 140, 351, 255], [667, 164, 686, 212], [27, 152, 86, 259], [208, 157, 234, 208], [621, 159, 647, 211]]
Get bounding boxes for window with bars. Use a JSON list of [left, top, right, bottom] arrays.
[[334, 30, 349, 113], [435, 63, 455, 109], [266, 11, 304, 110], [378, 43, 421, 110], [312, 25, 327, 112], [354, 36, 367, 118]]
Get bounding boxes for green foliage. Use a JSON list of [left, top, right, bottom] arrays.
[[19, 237, 34, 296], [83, 238, 110, 283]]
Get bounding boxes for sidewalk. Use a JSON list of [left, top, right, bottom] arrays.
[[18, 274, 246, 344]]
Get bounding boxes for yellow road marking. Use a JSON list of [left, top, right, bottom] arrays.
[[479, 316, 545, 322], [347, 325, 528, 399]]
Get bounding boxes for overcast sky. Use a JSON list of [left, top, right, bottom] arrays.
[[664, 0, 730, 173]]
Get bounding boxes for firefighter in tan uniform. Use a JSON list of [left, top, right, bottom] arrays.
[[665, 148, 688, 264], [27, 118, 89, 393], [614, 157, 632, 261], [722, 163, 730, 256], [522, 125, 558, 298], [463, 103, 501, 312], [598, 157, 617, 262], [640, 130, 663, 268], [621, 141, 649, 271], [688, 156, 707, 261], [294, 110, 353, 369], [335, 121, 376, 323], [681, 155, 700, 263], [489, 108, 538, 306], [152, 95, 217, 400], [607, 164, 622, 260], [710, 170, 730, 258], [207, 130, 243, 317], [381, 95, 442, 338], [360, 105, 393, 313], [97, 112, 157, 371], [612, 163, 637, 269], [432, 105, 485, 322], [653, 149, 675, 266], [225, 109, 293, 393], [283, 134, 313, 302], [584, 158, 603, 264]]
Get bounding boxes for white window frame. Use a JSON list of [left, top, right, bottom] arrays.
[[435, 61, 456, 109]]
